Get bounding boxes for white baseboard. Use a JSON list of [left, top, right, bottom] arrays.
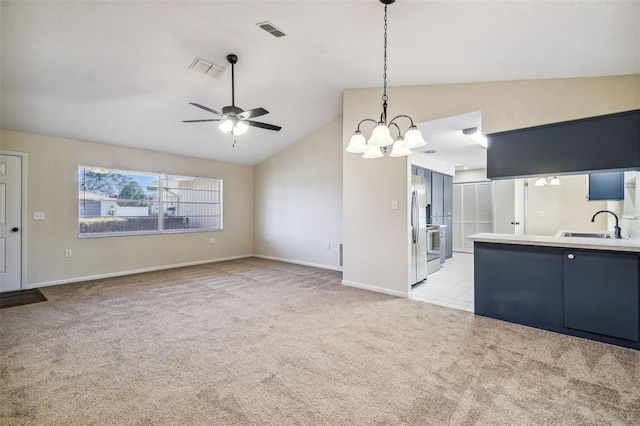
[[253, 255, 342, 272], [341, 279, 408, 298], [27, 255, 253, 289]]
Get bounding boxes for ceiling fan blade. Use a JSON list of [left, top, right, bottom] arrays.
[[189, 102, 223, 116], [182, 119, 223, 123], [245, 120, 282, 131], [238, 107, 269, 120]]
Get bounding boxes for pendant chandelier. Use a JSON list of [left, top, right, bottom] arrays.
[[346, 0, 426, 159]]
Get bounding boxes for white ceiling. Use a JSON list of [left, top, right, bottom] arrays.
[[2, 1, 639, 166], [416, 111, 486, 170]]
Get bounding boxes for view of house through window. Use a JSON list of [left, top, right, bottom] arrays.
[[78, 166, 222, 236]]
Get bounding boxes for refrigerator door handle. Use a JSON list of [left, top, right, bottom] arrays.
[[411, 191, 418, 243]]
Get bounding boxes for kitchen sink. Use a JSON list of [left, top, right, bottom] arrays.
[[561, 232, 617, 239]]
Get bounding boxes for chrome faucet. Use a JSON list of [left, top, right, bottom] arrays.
[[591, 210, 622, 239]]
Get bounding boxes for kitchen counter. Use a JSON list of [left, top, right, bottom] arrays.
[[468, 232, 640, 253], [470, 234, 640, 350]]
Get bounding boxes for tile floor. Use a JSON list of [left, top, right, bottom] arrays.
[[410, 252, 474, 312]]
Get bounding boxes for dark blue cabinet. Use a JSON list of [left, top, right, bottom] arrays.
[[474, 241, 640, 349], [487, 109, 640, 179], [588, 171, 624, 200], [431, 172, 444, 217], [563, 249, 639, 341]]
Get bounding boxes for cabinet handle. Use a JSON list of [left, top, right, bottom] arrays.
[[567, 253, 575, 260]]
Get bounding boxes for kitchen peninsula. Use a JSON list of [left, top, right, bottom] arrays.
[[469, 232, 640, 350]]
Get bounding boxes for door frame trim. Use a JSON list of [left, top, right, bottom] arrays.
[[1, 150, 28, 289]]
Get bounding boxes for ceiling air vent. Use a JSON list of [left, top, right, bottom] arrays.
[[423, 149, 437, 154], [189, 57, 225, 79], [257, 21, 286, 38]]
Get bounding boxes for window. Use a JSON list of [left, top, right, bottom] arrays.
[[78, 166, 222, 237]]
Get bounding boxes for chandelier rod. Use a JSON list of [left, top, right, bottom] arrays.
[[382, 2, 389, 124]]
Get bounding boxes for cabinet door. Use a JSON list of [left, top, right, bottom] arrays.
[[588, 171, 624, 200], [424, 170, 432, 208], [564, 249, 639, 341], [443, 215, 453, 259], [431, 172, 443, 217], [443, 174, 453, 216]]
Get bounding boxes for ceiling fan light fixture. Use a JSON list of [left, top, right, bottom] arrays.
[[183, 53, 281, 143], [219, 119, 234, 134], [233, 120, 248, 136]]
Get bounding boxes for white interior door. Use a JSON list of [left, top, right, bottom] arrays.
[[0, 154, 23, 292], [493, 179, 526, 234]]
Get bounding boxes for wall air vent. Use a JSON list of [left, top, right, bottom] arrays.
[[257, 21, 286, 38], [189, 57, 225, 79]]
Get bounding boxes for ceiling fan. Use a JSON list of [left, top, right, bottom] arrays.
[[183, 54, 282, 140]]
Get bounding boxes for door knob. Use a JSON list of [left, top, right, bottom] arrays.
[[510, 222, 520, 225], [11, 227, 19, 232], [567, 253, 575, 260]]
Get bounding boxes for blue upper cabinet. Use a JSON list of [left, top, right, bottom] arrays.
[[487, 110, 640, 179], [588, 171, 624, 200]]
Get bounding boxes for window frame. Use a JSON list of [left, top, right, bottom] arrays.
[[78, 165, 223, 238]]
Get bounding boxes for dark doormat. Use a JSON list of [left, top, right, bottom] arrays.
[[0, 288, 47, 309]]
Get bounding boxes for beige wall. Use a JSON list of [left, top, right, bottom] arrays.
[[526, 175, 608, 236], [254, 117, 343, 270], [2, 130, 254, 286], [343, 75, 640, 297]]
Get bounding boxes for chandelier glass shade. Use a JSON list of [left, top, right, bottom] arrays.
[[345, 0, 426, 159]]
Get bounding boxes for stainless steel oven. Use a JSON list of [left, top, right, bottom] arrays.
[[426, 227, 441, 274]]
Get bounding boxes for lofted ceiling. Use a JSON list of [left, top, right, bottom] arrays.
[[1, 1, 639, 166]]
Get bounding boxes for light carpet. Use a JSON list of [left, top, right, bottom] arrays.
[[1, 258, 639, 425]]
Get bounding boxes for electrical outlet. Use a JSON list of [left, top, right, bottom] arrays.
[[536, 211, 545, 218], [65, 249, 72, 258], [34, 212, 45, 221], [210, 238, 215, 245], [326, 241, 331, 249], [392, 200, 399, 210]]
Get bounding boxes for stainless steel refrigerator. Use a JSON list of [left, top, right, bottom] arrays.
[[411, 174, 428, 285]]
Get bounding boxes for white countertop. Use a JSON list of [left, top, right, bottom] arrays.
[[467, 231, 640, 253]]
